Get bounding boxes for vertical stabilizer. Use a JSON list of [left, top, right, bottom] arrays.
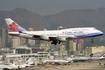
[[89, 53, 93, 58], [100, 53, 105, 58], [5, 18, 25, 32], [24, 58, 32, 66], [70, 55, 73, 58]]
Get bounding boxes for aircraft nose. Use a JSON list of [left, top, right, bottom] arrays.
[[100, 31, 103, 35]]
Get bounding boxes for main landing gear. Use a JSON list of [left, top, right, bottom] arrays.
[[51, 40, 61, 45]]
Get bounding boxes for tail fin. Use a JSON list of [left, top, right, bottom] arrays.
[[24, 58, 32, 66], [5, 18, 25, 32], [100, 53, 105, 58], [70, 55, 73, 58], [89, 53, 93, 58]]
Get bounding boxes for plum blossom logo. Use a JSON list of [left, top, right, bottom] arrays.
[[62, 32, 64, 34], [103, 55, 105, 57], [9, 22, 19, 31]]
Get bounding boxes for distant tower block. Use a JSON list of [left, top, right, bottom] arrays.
[[57, 26, 63, 30], [0, 28, 8, 48]]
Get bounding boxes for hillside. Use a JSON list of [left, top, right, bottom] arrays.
[[45, 8, 105, 31], [0, 8, 49, 30]]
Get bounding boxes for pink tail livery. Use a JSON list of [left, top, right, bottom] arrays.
[[5, 18, 25, 32]]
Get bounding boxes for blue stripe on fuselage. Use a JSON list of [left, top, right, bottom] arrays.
[[100, 53, 105, 57], [73, 32, 103, 39]]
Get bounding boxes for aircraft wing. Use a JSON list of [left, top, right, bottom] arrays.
[[32, 34, 42, 38], [27, 33, 75, 40], [58, 35, 74, 38], [49, 35, 74, 41], [9, 31, 74, 41]]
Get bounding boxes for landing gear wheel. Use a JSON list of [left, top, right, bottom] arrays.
[[51, 41, 58, 45], [54, 43, 57, 45], [91, 39, 93, 43], [58, 41, 61, 44], [54, 41, 57, 45]]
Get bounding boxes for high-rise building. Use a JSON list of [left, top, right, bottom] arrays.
[[69, 40, 76, 51], [28, 39, 35, 46], [59, 45, 67, 55], [12, 37, 20, 48], [21, 38, 26, 45], [0, 28, 8, 48], [27, 27, 36, 45], [73, 39, 84, 50], [66, 40, 70, 51], [77, 39, 84, 50], [66, 40, 76, 55], [0, 37, 2, 49]]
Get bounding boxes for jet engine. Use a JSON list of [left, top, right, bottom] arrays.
[[40, 35, 49, 41], [56, 37, 66, 42]]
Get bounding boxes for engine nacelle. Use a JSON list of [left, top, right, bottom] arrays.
[[19, 34, 33, 39], [40, 35, 49, 41], [56, 37, 66, 42]]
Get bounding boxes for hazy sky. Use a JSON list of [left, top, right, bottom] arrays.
[[0, 0, 105, 16]]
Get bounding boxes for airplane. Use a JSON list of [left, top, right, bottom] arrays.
[[67, 54, 93, 62], [5, 18, 103, 45], [0, 58, 32, 70], [90, 53, 105, 60], [43, 59, 71, 65]]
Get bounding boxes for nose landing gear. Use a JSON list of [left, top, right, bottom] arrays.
[[91, 39, 93, 43]]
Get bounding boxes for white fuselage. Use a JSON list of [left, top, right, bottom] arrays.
[[91, 57, 104, 60], [20, 27, 102, 39], [43, 60, 70, 64], [0, 64, 25, 69], [67, 57, 90, 62], [8, 27, 103, 45]]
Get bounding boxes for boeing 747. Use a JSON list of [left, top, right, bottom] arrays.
[[5, 18, 103, 45]]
